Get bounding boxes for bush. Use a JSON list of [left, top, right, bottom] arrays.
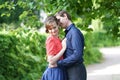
[[84, 32, 103, 65], [84, 47, 103, 65], [0, 28, 47, 80], [90, 32, 120, 47], [83, 31, 120, 65]]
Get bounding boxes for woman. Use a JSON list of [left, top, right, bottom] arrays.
[[41, 15, 67, 80]]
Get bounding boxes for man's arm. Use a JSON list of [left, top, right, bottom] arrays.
[[57, 29, 84, 67]]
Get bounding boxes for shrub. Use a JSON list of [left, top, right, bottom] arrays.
[[84, 32, 103, 65], [0, 28, 47, 80]]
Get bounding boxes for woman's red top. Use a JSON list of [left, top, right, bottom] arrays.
[[46, 36, 63, 59]]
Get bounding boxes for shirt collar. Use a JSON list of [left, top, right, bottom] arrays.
[[65, 23, 74, 33], [65, 24, 74, 32]]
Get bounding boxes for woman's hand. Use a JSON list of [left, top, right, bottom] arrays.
[[48, 63, 57, 68]]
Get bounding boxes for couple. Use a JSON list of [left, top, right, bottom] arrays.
[[41, 10, 87, 80]]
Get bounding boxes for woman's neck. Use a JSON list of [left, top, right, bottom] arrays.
[[50, 34, 59, 38]]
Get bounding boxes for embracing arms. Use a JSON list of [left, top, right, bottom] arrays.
[[47, 38, 66, 67]]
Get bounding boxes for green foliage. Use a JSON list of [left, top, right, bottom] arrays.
[[89, 32, 120, 47], [0, 28, 47, 80], [84, 32, 103, 65], [42, 0, 94, 28], [0, 0, 120, 39], [0, 0, 42, 28], [94, 0, 120, 39], [84, 47, 103, 65], [84, 31, 120, 65]]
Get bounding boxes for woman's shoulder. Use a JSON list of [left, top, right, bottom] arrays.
[[47, 36, 56, 41], [46, 36, 56, 43]]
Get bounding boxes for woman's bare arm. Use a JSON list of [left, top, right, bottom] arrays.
[[47, 38, 66, 65]]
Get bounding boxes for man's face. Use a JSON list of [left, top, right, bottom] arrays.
[[56, 14, 68, 29]]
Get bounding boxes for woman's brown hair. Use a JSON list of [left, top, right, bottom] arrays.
[[44, 15, 58, 33]]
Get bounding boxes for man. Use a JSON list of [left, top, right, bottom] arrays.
[[53, 10, 87, 80]]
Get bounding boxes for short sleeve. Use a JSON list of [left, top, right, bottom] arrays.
[[46, 37, 56, 56]]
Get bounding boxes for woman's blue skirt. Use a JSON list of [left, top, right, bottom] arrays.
[[41, 66, 67, 80]]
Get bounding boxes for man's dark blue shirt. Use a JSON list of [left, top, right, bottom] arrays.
[[58, 24, 84, 67]]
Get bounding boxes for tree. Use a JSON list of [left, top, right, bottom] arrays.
[[0, 0, 119, 38], [96, 0, 120, 39]]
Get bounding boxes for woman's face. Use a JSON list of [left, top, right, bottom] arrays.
[[48, 23, 59, 36]]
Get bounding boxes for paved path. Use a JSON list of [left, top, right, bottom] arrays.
[[87, 46, 120, 80]]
